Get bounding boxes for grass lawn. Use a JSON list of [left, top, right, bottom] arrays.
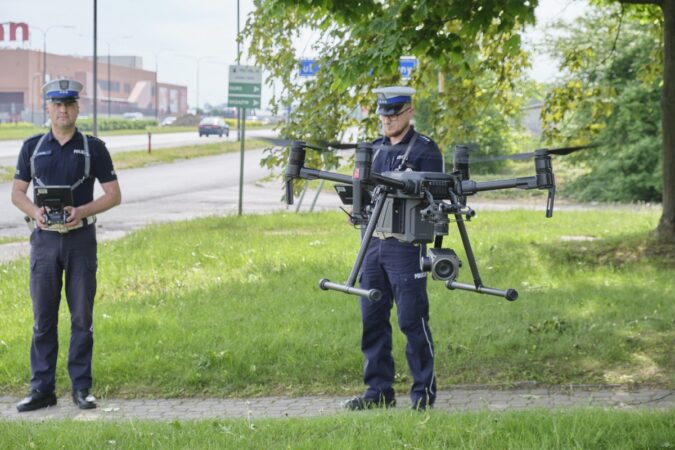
[[0, 410, 673, 449], [0, 124, 188, 141], [110, 139, 271, 170], [0, 210, 672, 399], [0, 237, 26, 245]]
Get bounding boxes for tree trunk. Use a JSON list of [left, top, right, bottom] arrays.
[[656, 0, 675, 241]]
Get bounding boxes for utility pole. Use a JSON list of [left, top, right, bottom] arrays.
[[93, 0, 98, 137], [236, 0, 241, 142]]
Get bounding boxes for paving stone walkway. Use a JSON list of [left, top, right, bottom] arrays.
[[1, 386, 672, 421]]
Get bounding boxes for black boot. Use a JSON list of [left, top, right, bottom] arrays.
[[344, 395, 396, 410], [72, 389, 97, 410], [16, 390, 57, 412]]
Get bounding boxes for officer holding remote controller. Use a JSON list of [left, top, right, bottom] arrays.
[[11, 79, 121, 412]]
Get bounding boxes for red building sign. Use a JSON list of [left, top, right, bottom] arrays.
[[0, 22, 29, 42]]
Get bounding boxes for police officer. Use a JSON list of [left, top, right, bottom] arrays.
[[11, 79, 121, 412], [344, 86, 443, 411]]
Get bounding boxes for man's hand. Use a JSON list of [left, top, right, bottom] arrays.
[[341, 207, 354, 225], [32, 207, 48, 229], [64, 206, 83, 228]]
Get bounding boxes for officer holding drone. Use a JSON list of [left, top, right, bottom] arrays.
[[344, 86, 443, 411], [11, 79, 121, 412]]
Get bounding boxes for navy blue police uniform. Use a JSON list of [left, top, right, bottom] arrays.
[[357, 90, 444, 409], [14, 85, 117, 398]]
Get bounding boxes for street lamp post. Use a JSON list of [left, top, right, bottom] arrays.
[[32, 25, 75, 124], [30, 72, 42, 124], [152, 49, 175, 122], [176, 54, 224, 114], [104, 35, 132, 118]]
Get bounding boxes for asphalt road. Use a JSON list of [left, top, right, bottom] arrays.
[[0, 128, 276, 167]]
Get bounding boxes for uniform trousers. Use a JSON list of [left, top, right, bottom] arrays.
[[28, 225, 97, 392], [359, 237, 436, 405]]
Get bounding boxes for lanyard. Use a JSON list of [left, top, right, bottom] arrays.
[[373, 131, 419, 172], [30, 131, 90, 189]]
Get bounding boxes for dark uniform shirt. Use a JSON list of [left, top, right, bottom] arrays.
[[371, 126, 443, 174], [15, 128, 117, 207]]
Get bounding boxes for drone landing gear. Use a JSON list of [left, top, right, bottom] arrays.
[[319, 279, 381, 301], [446, 281, 518, 301], [318, 187, 389, 302], [444, 193, 519, 302]]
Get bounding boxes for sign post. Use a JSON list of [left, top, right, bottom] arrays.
[[228, 65, 262, 216]]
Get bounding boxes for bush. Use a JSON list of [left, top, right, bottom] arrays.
[[563, 84, 662, 203], [173, 114, 201, 127], [0, 122, 37, 130], [76, 118, 158, 132]]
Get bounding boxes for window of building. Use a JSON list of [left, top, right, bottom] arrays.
[[98, 80, 120, 92]]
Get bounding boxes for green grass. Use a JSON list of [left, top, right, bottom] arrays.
[[0, 166, 14, 184], [110, 139, 271, 170], [0, 124, 186, 141], [0, 236, 27, 245], [0, 211, 673, 398], [0, 410, 673, 449]]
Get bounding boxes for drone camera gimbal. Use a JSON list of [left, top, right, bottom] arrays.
[[285, 140, 563, 302]]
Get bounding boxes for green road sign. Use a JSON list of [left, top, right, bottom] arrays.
[[228, 65, 262, 109], [228, 97, 261, 108], [228, 83, 261, 95]]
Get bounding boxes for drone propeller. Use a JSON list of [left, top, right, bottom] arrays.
[[544, 144, 600, 156], [466, 143, 600, 163], [258, 136, 359, 152]]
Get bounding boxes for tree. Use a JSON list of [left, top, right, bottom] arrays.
[[241, 0, 537, 175], [541, 6, 662, 203], [610, 0, 674, 240], [543, 0, 674, 241]]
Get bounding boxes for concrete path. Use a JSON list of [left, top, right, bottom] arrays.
[[1, 386, 672, 421]]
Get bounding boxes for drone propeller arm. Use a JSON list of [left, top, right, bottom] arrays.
[[370, 173, 410, 192], [297, 167, 354, 184], [460, 176, 538, 194], [457, 151, 556, 217], [284, 139, 354, 205]]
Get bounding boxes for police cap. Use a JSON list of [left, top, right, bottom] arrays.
[[373, 86, 415, 116], [43, 78, 83, 103]]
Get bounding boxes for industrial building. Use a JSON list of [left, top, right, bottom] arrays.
[[0, 47, 188, 124]]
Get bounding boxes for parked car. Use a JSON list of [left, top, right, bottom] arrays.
[[123, 112, 144, 121], [160, 116, 177, 126], [198, 117, 229, 137]]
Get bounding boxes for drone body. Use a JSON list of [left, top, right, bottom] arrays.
[[283, 139, 594, 302]]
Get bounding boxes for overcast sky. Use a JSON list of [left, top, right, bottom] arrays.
[[2, 0, 588, 110]]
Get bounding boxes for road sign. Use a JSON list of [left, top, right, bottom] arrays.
[[399, 58, 417, 80], [298, 57, 416, 79], [228, 65, 262, 108], [299, 59, 319, 77]]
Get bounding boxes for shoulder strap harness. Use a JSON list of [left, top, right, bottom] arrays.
[[30, 131, 90, 189]]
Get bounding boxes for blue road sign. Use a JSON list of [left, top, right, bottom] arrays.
[[399, 58, 417, 80], [299, 59, 319, 77], [298, 57, 416, 79]]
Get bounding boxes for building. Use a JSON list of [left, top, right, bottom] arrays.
[[0, 48, 188, 124]]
